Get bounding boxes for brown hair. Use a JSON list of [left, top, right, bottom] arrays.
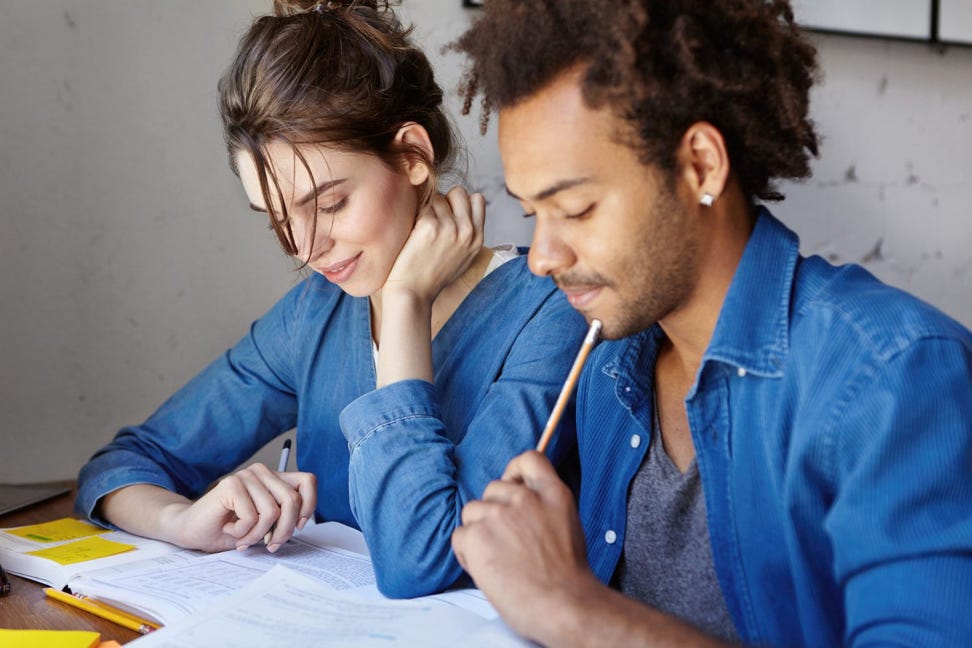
[[452, 0, 819, 203], [219, 0, 456, 260]]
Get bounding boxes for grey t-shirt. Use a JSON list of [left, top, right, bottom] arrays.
[[611, 397, 738, 642]]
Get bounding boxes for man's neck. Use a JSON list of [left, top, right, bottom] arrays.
[[651, 190, 755, 472], [657, 188, 755, 385]]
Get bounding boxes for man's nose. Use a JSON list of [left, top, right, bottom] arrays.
[[527, 215, 575, 278]]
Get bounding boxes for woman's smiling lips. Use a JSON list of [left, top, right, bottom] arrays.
[[318, 252, 361, 283]]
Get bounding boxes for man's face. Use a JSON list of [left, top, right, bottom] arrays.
[[498, 69, 702, 340]]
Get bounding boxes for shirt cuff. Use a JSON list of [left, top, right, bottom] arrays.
[[75, 467, 176, 530], [339, 379, 442, 450]]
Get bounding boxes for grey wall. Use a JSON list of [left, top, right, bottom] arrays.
[[1, 2, 969, 482]]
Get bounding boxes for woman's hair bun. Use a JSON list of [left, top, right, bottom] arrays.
[[272, 0, 385, 17]]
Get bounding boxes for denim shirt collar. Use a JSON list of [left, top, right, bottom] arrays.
[[701, 207, 797, 381], [599, 326, 664, 410], [600, 208, 798, 391]]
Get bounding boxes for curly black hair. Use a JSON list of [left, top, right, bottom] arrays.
[[452, 0, 820, 202]]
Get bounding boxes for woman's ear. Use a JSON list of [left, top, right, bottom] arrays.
[[394, 122, 434, 187], [677, 122, 730, 203]]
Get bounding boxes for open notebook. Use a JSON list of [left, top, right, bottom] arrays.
[[1, 517, 525, 645]]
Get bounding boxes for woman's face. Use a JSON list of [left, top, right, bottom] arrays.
[[236, 141, 421, 297]]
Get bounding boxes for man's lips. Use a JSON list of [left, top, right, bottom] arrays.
[[558, 284, 603, 309]]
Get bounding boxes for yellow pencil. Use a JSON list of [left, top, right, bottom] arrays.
[[71, 591, 162, 631], [43, 587, 159, 634], [536, 318, 602, 454]]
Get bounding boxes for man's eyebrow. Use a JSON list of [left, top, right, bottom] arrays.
[[247, 178, 348, 213], [505, 177, 591, 202]]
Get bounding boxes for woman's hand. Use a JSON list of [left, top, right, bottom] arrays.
[[382, 186, 486, 305], [374, 186, 486, 388], [168, 463, 318, 552], [101, 465, 317, 553]]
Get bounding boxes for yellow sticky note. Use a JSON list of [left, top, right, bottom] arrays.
[[5, 517, 108, 543], [26, 535, 136, 565], [0, 628, 100, 648]]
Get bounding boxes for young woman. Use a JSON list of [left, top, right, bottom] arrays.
[[75, 0, 586, 599]]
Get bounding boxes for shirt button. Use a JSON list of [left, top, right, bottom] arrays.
[[604, 530, 617, 544], [624, 386, 631, 393], [630, 434, 641, 449], [737, 367, 747, 377]]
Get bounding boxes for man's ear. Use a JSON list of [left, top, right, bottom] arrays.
[[677, 122, 730, 203], [394, 122, 434, 187]]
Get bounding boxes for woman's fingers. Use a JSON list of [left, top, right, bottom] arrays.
[[264, 471, 318, 549], [384, 186, 487, 302], [279, 470, 318, 530], [216, 463, 314, 551], [470, 191, 486, 239], [441, 186, 485, 252]]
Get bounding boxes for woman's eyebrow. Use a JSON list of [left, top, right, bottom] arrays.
[[294, 178, 348, 208], [249, 177, 349, 213]]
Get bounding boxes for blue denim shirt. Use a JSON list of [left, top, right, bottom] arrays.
[[577, 210, 972, 646], [77, 254, 587, 598]]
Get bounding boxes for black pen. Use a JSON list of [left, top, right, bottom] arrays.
[[263, 438, 292, 546], [276, 438, 292, 473], [0, 562, 11, 597]]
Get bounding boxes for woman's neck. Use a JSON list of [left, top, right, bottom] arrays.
[[370, 245, 493, 345]]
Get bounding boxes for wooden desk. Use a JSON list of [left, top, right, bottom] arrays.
[[0, 484, 139, 644]]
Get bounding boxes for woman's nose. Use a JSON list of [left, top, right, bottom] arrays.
[[293, 219, 335, 264]]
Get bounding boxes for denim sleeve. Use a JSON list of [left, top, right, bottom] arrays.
[[339, 293, 583, 598], [826, 337, 972, 646], [75, 283, 305, 526]]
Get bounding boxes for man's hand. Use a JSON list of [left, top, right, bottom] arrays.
[[452, 451, 600, 643]]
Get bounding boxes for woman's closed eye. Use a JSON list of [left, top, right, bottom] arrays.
[[318, 196, 348, 216]]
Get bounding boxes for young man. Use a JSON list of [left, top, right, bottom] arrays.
[[450, 1, 972, 646]]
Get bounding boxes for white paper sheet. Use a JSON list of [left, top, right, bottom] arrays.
[[129, 565, 531, 647], [72, 533, 374, 624]]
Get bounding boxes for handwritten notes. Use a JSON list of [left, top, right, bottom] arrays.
[[4, 518, 108, 543], [27, 536, 136, 566], [4, 518, 131, 566]]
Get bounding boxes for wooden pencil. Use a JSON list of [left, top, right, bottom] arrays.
[[536, 319, 602, 453]]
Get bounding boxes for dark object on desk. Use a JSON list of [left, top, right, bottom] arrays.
[[0, 482, 73, 516], [1, 562, 11, 597]]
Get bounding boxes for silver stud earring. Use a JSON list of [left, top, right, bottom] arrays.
[[699, 192, 715, 207]]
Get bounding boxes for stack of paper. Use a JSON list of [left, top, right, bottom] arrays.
[[0, 517, 184, 590], [127, 565, 529, 647], [1, 518, 529, 645]]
